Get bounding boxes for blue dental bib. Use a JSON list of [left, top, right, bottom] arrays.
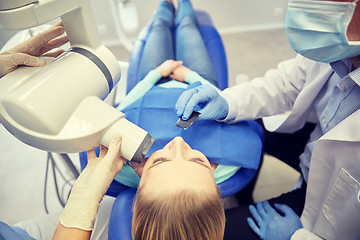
[[121, 83, 262, 169]]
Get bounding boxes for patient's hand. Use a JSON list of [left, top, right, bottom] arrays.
[[170, 65, 192, 82], [155, 60, 183, 77]]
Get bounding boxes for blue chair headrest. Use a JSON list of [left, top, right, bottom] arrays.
[[108, 189, 136, 240]]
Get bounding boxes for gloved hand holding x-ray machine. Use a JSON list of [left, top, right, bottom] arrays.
[[0, 0, 154, 163]]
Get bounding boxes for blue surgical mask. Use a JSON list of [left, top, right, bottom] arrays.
[[285, 0, 360, 63]]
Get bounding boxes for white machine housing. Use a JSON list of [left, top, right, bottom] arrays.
[[0, 0, 154, 162]]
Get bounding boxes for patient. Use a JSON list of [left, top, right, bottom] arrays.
[[111, 0, 261, 239], [132, 137, 225, 240]]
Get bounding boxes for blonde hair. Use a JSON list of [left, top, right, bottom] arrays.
[[131, 186, 225, 240]]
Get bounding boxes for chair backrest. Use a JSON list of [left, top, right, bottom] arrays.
[[108, 188, 136, 240]]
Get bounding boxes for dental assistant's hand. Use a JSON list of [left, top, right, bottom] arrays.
[[0, 21, 69, 78], [58, 135, 126, 231], [169, 65, 191, 82], [176, 84, 229, 121], [155, 59, 183, 77], [247, 200, 303, 240]]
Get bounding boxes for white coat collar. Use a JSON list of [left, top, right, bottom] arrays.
[[319, 109, 360, 142]]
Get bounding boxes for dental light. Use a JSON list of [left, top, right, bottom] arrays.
[[0, 0, 154, 162]]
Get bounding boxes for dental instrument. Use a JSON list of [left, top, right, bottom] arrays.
[[0, 0, 154, 163], [175, 111, 200, 130]]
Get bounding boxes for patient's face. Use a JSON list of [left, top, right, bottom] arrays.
[[139, 137, 217, 195]]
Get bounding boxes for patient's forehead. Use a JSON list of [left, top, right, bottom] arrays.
[[140, 161, 217, 194]]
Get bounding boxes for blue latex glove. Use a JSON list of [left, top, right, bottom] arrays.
[[175, 85, 229, 120], [247, 200, 302, 240]]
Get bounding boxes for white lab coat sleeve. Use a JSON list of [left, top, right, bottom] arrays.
[[220, 55, 308, 123], [291, 228, 324, 240]]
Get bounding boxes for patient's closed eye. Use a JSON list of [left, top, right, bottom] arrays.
[[151, 156, 208, 168], [192, 157, 205, 163], [152, 158, 168, 165]]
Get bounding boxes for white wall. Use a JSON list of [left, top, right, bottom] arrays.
[[0, 0, 288, 49], [92, 0, 289, 46], [0, 29, 18, 48]]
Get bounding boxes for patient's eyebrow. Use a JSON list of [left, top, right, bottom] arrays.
[[148, 157, 211, 170]]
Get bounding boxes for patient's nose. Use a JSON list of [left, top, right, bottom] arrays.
[[168, 137, 191, 156]]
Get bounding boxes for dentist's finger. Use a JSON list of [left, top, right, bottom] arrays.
[[175, 88, 199, 118], [247, 217, 261, 236], [256, 201, 267, 218], [105, 135, 122, 159], [39, 35, 69, 56], [263, 200, 277, 215], [182, 90, 210, 120], [249, 205, 262, 225]]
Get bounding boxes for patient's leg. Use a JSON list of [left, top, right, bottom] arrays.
[[138, 1, 175, 83], [175, 0, 217, 87]]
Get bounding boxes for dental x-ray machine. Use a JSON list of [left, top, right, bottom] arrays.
[[0, 0, 154, 163]]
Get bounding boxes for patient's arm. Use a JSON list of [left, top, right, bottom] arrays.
[[171, 66, 221, 93], [118, 60, 183, 110], [117, 70, 161, 110]]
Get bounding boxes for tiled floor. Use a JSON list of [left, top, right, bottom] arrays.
[[253, 154, 300, 202], [0, 126, 71, 224], [0, 28, 300, 225]]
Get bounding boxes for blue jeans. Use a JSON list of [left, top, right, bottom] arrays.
[[137, 0, 217, 86]]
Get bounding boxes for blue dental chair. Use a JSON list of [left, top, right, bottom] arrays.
[[80, 10, 264, 240]]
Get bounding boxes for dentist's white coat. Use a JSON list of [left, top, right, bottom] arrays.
[[221, 55, 360, 240]]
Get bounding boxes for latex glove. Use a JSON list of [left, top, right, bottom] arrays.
[[247, 200, 303, 240], [169, 65, 192, 82], [155, 59, 183, 77], [59, 135, 126, 231], [0, 21, 68, 78], [176, 84, 229, 120]]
